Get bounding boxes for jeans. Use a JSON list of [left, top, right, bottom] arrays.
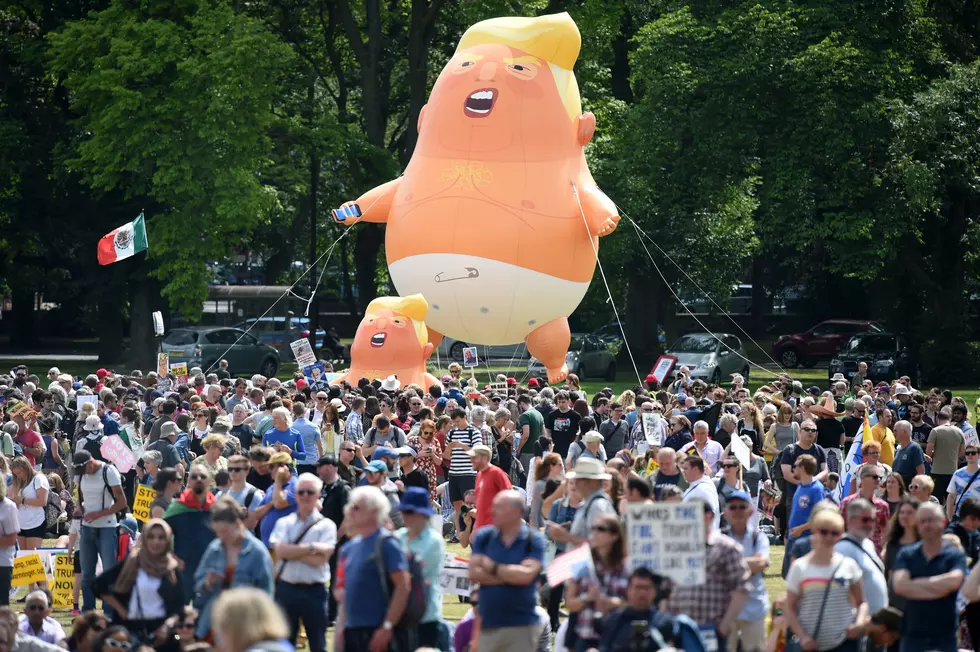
[[275, 581, 328, 652], [343, 626, 414, 652], [80, 525, 118, 615]]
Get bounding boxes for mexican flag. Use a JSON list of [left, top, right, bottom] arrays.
[[97, 213, 148, 265]]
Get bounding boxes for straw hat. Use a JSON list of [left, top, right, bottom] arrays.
[[810, 396, 845, 419], [566, 457, 611, 481]]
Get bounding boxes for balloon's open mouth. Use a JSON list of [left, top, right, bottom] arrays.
[[463, 88, 497, 118], [371, 333, 387, 348]]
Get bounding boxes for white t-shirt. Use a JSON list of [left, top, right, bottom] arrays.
[[128, 569, 166, 619], [0, 499, 19, 566], [785, 553, 862, 650], [17, 474, 49, 530], [78, 464, 123, 528]]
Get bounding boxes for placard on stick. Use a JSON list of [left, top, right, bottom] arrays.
[[12, 553, 47, 587], [290, 338, 317, 367], [52, 554, 74, 609], [133, 484, 157, 522], [641, 412, 662, 446], [626, 502, 706, 586]]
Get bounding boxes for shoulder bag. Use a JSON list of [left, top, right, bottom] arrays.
[[273, 514, 324, 582], [784, 560, 844, 652]]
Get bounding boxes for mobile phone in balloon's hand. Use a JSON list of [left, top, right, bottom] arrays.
[[331, 203, 361, 222]]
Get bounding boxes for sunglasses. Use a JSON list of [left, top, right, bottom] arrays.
[[968, 451, 980, 456], [176, 622, 194, 629], [341, 448, 356, 453], [817, 528, 842, 538], [726, 504, 749, 512], [421, 430, 434, 435], [228, 467, 246, 473], [189, 474, 208, 481], [316, 397, 328, 401], [25, 605, 45, 611], [591, 526, 617, 534], [801, 427, 818, 433], [722, 464, 739, 469], [909, 484, 921, 490], [104, 640, 132, 650], [296, 489, 318, 496]]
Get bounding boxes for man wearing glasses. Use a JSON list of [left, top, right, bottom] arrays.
[[217, 455, 265, 525], [18, 590, 65, 645], [779, 419, 828, 514], [270, 473, 337, 652], [947, 444, 980, 523], [163, 465, 216, 600], [310, 393, 330, 428], [336, 442, 362, 486], [839, 465, 891, 554]]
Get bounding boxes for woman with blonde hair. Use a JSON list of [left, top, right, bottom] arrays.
[[212, 587, 290, 652], [0, 457, 18, 604], [192, 434, 229, 481], [784, 509, 868, 651], [738, 402, 765, 454], [617, 390, 636, 419], [10, 455, 49, 586]]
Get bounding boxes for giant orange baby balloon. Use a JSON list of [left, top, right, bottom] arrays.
[[333, 12, 619, 383], [330, 294, 442, 389]]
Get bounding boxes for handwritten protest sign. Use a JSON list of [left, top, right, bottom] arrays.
[[730, 434, 750, 470], [649, 355, 677, 385], [627, 502, 705, 585], [13, 553, 47, 587], [133, 484, 157, 522], [290, 338, 317, 367], [52, 554, 74, 608], [75, 395, 98, 411], [101, 435, 136, 474], [642, 413, 662, 446], [6, 400, 38, 420], [157, 353, 169, 377]]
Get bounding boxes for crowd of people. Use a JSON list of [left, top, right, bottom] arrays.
[[0, 359, 980, 651]]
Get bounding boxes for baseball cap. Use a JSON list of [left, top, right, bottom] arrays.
[[316, 454, 338, 467], [96, 368, 110, 379], [72, 451, 93, 474], [807, 386, 821, 395], [268, 452, 294, 466], [371, 447, 397, 461], [583, 431, 604, 443], [466, 444, 493, 458], [726, 490, 752, 504], [366, 460, 389, 474], [392, 446, 417, 458]]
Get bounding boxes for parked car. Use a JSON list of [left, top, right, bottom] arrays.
[[828, 332, 919, 387], [162, 327, 281, 377], [676, 284, 762, 316], [527, 334, 617, 381], [772, 319, 882, 368], [665, 333, 750, 384], [436, 337, 530, 363], [231, 316, 324, 352]]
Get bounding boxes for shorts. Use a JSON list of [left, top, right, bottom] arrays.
[[19, 523, 46, 539], [73, 551, 80, 574], [448, 475, 476, 502]]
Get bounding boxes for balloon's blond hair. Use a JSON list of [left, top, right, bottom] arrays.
[[456, 12, 582, 121], [365, 294, 429, 346]]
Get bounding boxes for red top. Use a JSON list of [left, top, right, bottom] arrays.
[[474, 464, 512, 531], [15, 430, 43, 466]]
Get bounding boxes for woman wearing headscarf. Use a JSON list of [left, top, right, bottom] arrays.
[[93, 518, 185, 649]]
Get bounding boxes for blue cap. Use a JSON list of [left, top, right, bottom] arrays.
[[727, 490, 753, 505], [436, 397, 448, 407], [397, 487, 434, 516], [366, 460, 388, 474], [677, 393, 687, 402], [371, 447, 396, 461], [72, 382, 82, 390], [119, 515, 139, 536], [807, 386, 821, 395]]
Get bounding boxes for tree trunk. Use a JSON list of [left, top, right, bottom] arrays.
[[353, 225, 385, 311], [9, 287, 39, 349], [624, 265, 663, 374], [129, 276, 161, 372], [96, 293, 124, 364]]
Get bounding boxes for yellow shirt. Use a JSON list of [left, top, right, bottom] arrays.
[[865, 423, 896, 465]]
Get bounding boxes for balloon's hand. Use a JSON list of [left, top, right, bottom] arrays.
[[332, 201, 361, 223], [593, 215, 619, 237]]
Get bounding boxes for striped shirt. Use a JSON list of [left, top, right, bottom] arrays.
[[447, 427, 481, 476], [785, 553, 862, 650]]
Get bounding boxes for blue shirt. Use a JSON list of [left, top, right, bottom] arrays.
[[892, 441, 925, 482], [894, 541, 967, 651], [471, 524, 546, 628], [341, 529, 408, 629], [257, 478, 297, 546], [397, 526, 444, 624], [101, 414, 120, 437], [262, 427, 306, 460], [789, 480, 826, 534], [291, 418, 322, 466], [729, 527, 770, 622]]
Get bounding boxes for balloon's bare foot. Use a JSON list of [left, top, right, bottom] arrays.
[[548, 364, 569, 385]]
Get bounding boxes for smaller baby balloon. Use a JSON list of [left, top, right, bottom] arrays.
[[330, 294, 442, 389]]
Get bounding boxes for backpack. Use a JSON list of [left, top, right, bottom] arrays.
[[375, 533, 429, 628], [82, 434, 106, 462], [243, 487, 258, 509], [44, 489, 62, 532]]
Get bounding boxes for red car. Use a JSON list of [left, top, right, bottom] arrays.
[[772, 319, 883, 368]]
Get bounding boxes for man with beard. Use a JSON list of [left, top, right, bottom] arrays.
[[164, 464, 217, 600]]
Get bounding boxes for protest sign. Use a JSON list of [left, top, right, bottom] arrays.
[[627, 502, 706, 585], [439, 557, 472, 597], [649, 355, 677, 385], [642, 412, 662, 446], [730, 434, 750, 470], [290, 338, 317, 367], [101, 435, 136, 473], [462, 347, 478, 368], [157, 352, 169, 377], [169, 363, 188, 384], [133, 484, 157, 522], [75, 395, 98, 411], [128, 424, 145, 458], [303, 362, 327, 387], [13, 553, 47, 587], [6, 400, 38, 420], [52, 554, 74, 609]]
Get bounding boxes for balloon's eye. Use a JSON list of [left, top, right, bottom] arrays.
[[513, 65, 525, 71], [461, 61, 474, 67]]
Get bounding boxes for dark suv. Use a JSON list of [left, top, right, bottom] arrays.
[[772, 320, 882, 368], [828, 332, 920, 387]]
